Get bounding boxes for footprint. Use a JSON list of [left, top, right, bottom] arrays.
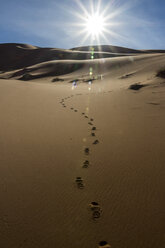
[[85, 116, 88, 118], [75, 177, 84, 189], [90, 118, 94, 121], [82, 112, 85, 115], [74, 110, 78, 112], [88, 122, 93, 125], [71, 107, 74, 110], [93, 140, 99, 144], [91, 133, 95, 136], [148, 102, 160, 105], [89, 202, 102, 220], [99, 241, 111, 247], [92, 127, 96, 130], [83, 160, 89, 168], [89, 202, 99, 208], [84, 148, 89, 155]]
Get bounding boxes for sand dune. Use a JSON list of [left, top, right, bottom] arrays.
[[1, 43, 165, 72], [0, 43, 165, 248], [71, 44, 144, 53], [0, 43, 131, 72], [0, 44, 164, 81]]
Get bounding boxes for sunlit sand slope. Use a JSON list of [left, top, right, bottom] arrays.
[[0, 46, 165, 248]]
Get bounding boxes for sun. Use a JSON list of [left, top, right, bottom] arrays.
[[85, 14, 105, 37], [70, 0, 127, 45]]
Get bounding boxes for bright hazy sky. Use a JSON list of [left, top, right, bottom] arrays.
[[0, 0, 165, 49]]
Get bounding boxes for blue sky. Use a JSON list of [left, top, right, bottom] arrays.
[[0, 0, 165, 49]]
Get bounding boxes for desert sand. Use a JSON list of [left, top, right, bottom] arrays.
[[0, 44, 165, 248]]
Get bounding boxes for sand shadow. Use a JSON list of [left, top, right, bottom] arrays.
[[129, 83, 147, 91]]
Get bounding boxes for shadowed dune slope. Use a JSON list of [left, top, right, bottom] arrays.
[[0, 43, 129, 71], [0, 53, 164, 81], [1, 43, 165, 73]]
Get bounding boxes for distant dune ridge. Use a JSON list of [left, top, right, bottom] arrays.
[[0, 43, 165, 81]]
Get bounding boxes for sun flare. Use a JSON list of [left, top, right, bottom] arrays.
[[85, 14, 105, 37], [71, 0, 127, 45]]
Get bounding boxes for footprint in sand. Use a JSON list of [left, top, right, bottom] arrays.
[[84, 148, 89, 155], [92, 127, 96, 131], [88, 122, 93, 126], [89, 202, 102, 220], [74, 110, 78, 112], [83, 160, 89, 168], [148, 102, 160, 105], [75, 177, 84, 189], [90, 118, 94, 121], [91, 133, 95, 136], [98, 241, 111, 247], [82, 112, 85, 115], [85, 116, 88, 118], [71, 107, 74, 110], [93, 140, 99, 145]]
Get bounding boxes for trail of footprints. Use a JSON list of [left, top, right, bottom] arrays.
[[60, 93, 111, 247], [60, 94, 100, 218]]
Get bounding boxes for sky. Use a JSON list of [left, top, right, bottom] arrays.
[[0, 0, 165, 49]]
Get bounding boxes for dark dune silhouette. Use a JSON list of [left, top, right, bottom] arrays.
[[1, 43, 165, 72]]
